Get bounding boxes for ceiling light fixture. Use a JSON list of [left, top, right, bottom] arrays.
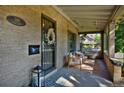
[[7, 15, 26, 26]]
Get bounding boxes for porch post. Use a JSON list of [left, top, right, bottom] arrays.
[[108, 21, 116, 58], [101, 31, 104, 58]]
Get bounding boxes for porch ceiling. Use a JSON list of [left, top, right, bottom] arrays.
[[57, 5, 116, 33]]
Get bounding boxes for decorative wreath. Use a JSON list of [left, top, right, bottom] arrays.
[[47, 28, 55, 45]]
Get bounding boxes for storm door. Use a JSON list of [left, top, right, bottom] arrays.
[[41, 14, 56, 70]]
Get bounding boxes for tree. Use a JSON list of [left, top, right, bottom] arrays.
[[115, 21, 124, 53], [95, 34, 101, 43]]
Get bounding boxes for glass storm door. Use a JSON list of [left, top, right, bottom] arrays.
[[41, 14, 56, 70]]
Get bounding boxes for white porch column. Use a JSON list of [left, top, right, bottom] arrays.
[[108, 21, 116, 58]]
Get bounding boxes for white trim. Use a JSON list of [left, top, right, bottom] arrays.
[[52, 5, 79, 30]]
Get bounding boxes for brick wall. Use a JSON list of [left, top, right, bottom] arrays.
[[0, 6, 79, 86], [104, 54, 114, 79], [104, 54, 123, 82], [0, 6, 41, 87], [113, 66, 122, 82]]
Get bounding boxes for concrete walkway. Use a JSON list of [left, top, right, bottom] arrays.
[[41, 67, 113, 87]]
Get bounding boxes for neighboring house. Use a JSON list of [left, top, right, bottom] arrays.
[[81, 34, 100, 49]]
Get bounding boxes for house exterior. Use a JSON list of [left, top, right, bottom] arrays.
[[0, 5, 124, 87], [0, 6, 80, 86]]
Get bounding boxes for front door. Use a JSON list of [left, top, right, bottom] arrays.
[[41, 14, 56, 71]]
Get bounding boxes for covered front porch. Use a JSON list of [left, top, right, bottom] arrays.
[[0, 5, 124, 87], [40, 59, 113, 87]]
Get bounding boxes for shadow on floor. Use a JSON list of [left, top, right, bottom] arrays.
[[41, 67, 113, 87], [69, 59, 112, 81]]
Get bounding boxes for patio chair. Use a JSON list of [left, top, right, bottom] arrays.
[[68, 51, 87, 70]]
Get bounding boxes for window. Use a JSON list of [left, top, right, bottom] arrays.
[[68, 31, 76, 52]]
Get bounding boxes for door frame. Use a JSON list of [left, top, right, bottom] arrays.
[[41, 13, 57, 70]]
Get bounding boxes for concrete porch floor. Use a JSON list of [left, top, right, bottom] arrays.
[[41, 59, 113, 87], [69, 59, 112, 81]]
